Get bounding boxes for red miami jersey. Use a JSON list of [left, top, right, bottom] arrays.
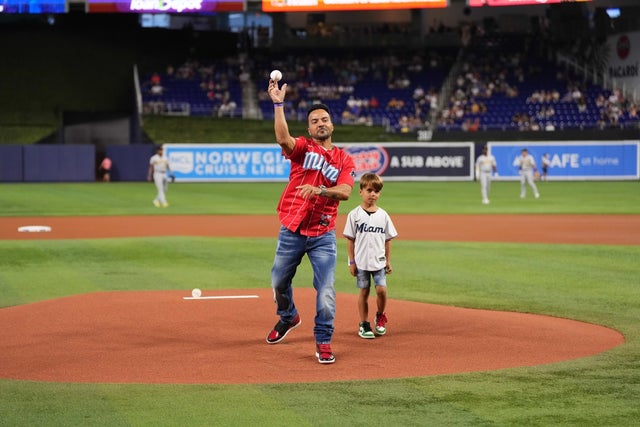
[[277, 136, 356, 237]]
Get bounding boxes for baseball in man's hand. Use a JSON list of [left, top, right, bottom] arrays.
[[270, 70, 282, 82]]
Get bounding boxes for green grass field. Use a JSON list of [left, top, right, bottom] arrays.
[[1, 181, 639, 426]]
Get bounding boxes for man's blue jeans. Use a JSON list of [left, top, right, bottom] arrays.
[[271, 226, 337, 343]]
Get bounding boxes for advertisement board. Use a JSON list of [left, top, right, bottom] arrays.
[[606, 32, 640, 97], [488, 141, 639, 181], [87, 0, 244, 13], [262, 0, 447, 13], [343, 143, 474, 181], [164, 143, 475, 182], [164, 144, 290, 182]]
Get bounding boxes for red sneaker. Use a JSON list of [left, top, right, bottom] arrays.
[[375, 312, 387, 336], [315, 343, 335, 364], [266, 314, 301, 344]]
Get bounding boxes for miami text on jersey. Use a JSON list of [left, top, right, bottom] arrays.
[[355, 223, 385, 234], [302, 152, 339, 183]]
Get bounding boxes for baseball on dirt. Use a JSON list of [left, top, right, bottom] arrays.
[[192, 288, 202, 298], [270, 69, 282, 82]]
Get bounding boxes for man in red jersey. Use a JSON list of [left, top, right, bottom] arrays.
[[265, 76, 356, 364]]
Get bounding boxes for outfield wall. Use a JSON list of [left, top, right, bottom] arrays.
[[0, 145, 95, 182], [164, 142, 639, 183], [1, 142, 638, 182]]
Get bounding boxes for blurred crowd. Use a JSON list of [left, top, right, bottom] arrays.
[[142, 32, 638, 133]]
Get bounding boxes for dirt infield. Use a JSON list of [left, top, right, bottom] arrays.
[[3, 214, 640, 244], [1, 214, 636, 384]]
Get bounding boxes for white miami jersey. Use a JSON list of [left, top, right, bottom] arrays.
[[343, 206, 398, 271]]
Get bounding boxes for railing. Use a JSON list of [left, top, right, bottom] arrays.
[[556, 53, 638, 103]]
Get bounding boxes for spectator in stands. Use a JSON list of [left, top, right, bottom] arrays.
[[218, 98, 237, 118], [341, 108, 356, 125], [150, 81, 164, 97], [577, 96, 587, 113], [413, 86, 425, 101], [397, 116, 410, 133], [386, 98, 405, 110], [356, 114, 374, 127], [151, 72, 161, 86], [238, 67, 250, 86], [296, 98, 309, 121]]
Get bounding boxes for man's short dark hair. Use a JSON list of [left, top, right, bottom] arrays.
[[307, 103, 331, 118]]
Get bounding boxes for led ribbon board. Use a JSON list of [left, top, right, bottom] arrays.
[[87, 0, 244, 13], [263, 0, 447, 13], [468, 0, 591, 6]]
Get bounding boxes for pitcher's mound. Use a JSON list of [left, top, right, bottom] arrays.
[[0, 288, 624, 384]]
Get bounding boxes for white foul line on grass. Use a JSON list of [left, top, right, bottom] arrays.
[[183, 295, 259, 300]]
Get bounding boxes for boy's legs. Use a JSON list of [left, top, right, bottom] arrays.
[[356, 271, 374, 339], [371, 270, 388, 335], [358, 287, 371, 321], [375, 284, 387, 316]]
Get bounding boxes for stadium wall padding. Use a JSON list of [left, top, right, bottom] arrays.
[[0, 145, 24, 182], [105, 145, 156, 182], [20, 145, 95, 182]]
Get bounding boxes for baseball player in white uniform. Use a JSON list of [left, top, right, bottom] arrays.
[[475, 145, 498, 204], [515, 148, 540, 199], [343, 173, 398, 339], [147, 146, 172, 207]]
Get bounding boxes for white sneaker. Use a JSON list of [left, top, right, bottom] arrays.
[[153, 200, 161, 207], [482, 198, 490, 204], [535, 193, 540, 199]]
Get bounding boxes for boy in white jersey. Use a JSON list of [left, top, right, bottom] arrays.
[[343, 173, 398, 339]]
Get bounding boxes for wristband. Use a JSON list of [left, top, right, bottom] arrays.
[[319, 185, 327, 197], [273, 102, 284, 107], [348, 260, 356, 266]]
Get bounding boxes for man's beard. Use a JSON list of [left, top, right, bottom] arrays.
[[313, 129, 332, 141]]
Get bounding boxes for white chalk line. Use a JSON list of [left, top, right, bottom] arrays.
[[183, 295, 259, 300]]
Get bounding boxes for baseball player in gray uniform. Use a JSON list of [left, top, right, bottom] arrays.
[[515, 148, 540, 199], [147, 146, 173, 207], [343, 173, 398, 339], [475, 145, 498, 204]]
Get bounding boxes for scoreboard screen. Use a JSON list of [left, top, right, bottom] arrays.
[[0, 0, 66, 13], [87, 0, 245, 13], [262, 0, 448, 13]]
